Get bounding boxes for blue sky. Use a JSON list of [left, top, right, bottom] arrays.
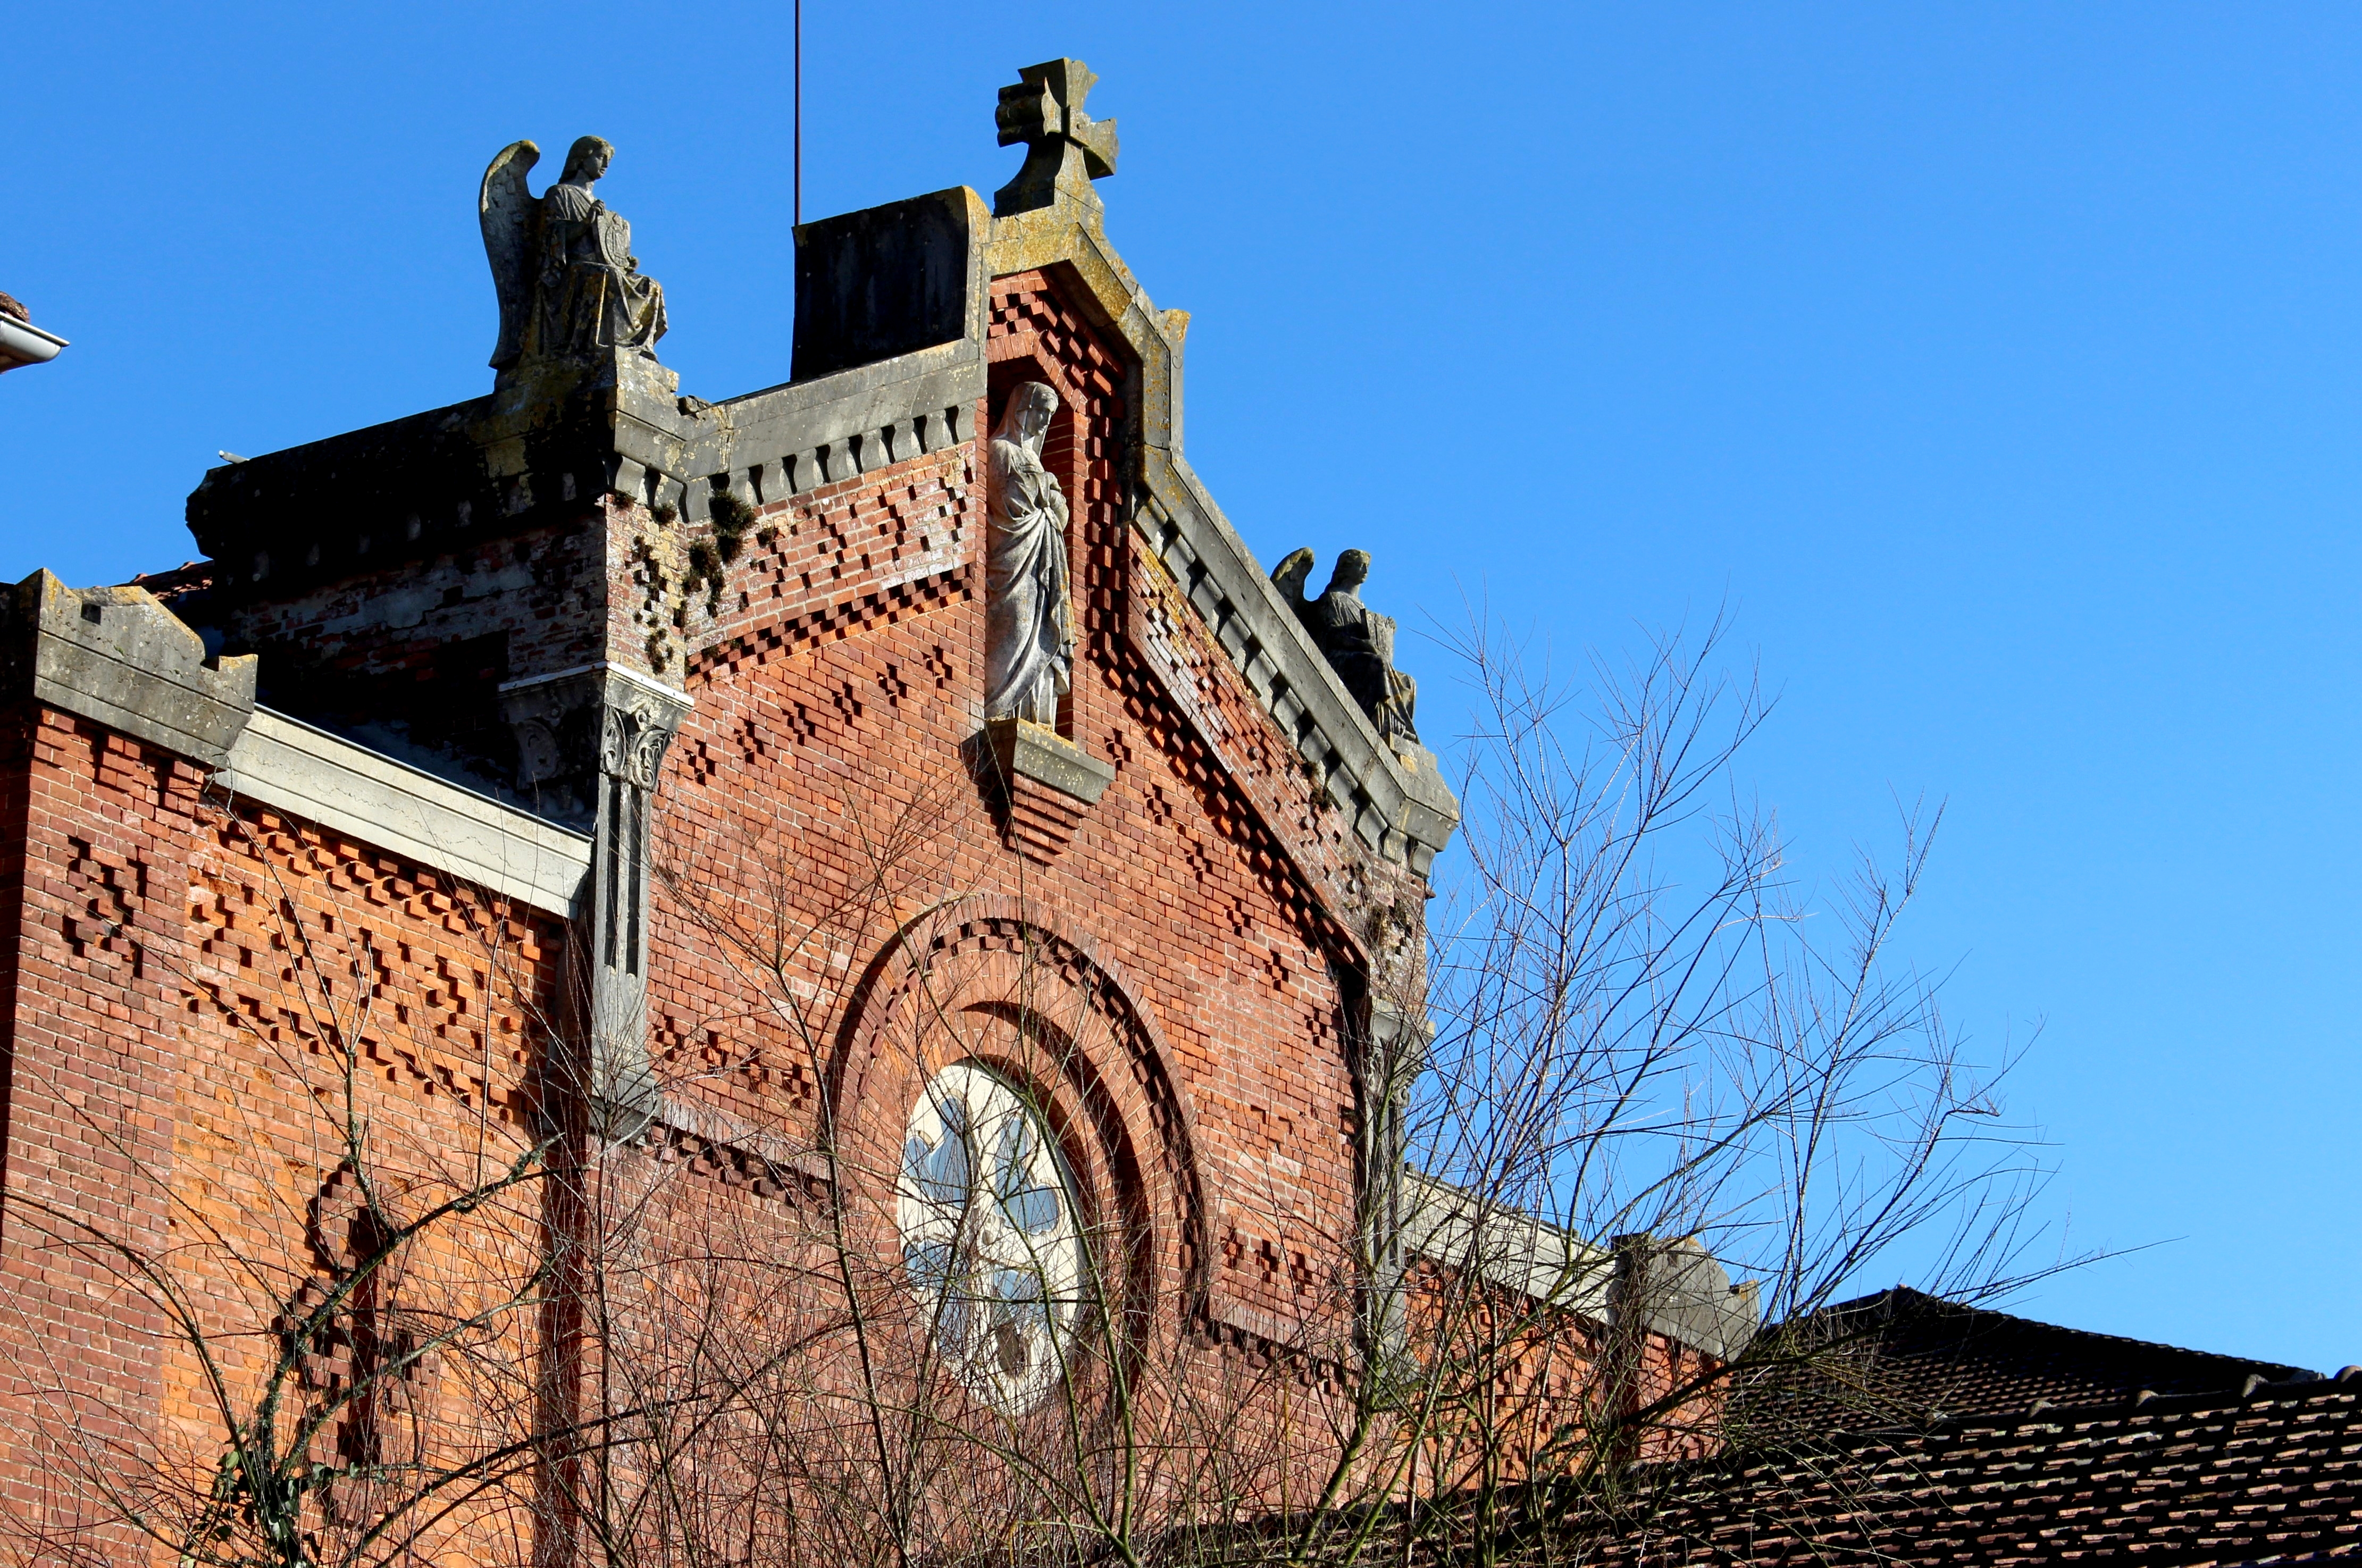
[[5, 3, 2356, 1372]]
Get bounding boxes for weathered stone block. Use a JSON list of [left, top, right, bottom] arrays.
[[985, 716, 1115, 806], [793, 188, 989, 382], [1, 571, 256, 767]]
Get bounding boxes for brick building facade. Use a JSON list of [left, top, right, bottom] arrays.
[[0, 58, 1757, 1566], [8, 55, 2340, 1568]]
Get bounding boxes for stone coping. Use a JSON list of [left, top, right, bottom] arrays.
[[1401, 1172, 1760, 1361], [217, 706, 590, 918], [5, 572, 257, 767]]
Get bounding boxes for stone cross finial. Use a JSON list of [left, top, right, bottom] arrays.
[[994, 58, 1119, 220]]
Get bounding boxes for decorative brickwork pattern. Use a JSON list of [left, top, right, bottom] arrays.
[[639, 1120, 828, 1206], [689, 567, 970, 685], [833, 900, 1209, 1306], [165, 796, 563, 1559], [683, 448, 975, 682], [273, 1162, 438, 1515], [185, 807, 560, 1121], [631, 266, 1381, 1379], [1127, 537, 1429, 968], [0, 710, 208, 1554], [986, 272, 1130, 665]]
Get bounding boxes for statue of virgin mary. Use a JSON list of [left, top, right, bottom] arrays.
[[984, 382, 1073, 725]]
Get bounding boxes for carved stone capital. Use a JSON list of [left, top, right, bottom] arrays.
[[497, 663, 691, 1141], [497, 662, 691, 827]]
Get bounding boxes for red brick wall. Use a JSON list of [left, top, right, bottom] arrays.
[[0, 261, 1482, 1551], [540, 265, 1417, 1526], [171, 802, 569, 1561], [161, 516, 609, 792], [0, 708, 204, 1556], [0, 695, 570, 1561], [1401, 1261, 1728, 1496]]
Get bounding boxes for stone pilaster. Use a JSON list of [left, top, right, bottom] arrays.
[[499, 663, 691, 1137], [1361, 996, 1433, 1355]]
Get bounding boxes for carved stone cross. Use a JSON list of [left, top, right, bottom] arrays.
[[994, 58, 1119, 219]]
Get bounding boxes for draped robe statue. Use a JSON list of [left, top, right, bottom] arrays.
[[984, 383, 1074, 725], [482, 136, 668, 374]]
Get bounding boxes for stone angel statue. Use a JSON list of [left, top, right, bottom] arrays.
[[1272, 547, 1419, 744], [481, 137, 668, 372]]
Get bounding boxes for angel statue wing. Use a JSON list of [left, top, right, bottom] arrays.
[[1271, 547, 1318, 631], [480, 140, 541, 370]]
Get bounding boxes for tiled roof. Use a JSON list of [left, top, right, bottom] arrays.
[[1185, 1299, 2351, 1568], [1570, 1373, 2362, 1568], [1733, 1287, 2313, 1434]]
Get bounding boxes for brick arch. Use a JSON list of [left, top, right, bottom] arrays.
[[831, 894, 1209, 1326]]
